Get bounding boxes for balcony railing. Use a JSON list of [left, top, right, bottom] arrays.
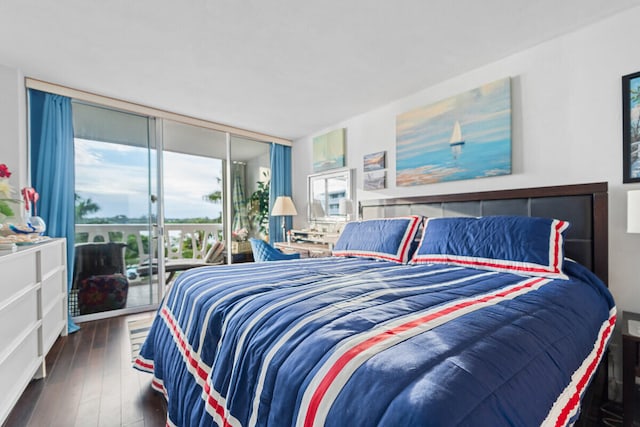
[[75, 223, 223, 262]]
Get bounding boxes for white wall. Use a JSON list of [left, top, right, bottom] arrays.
[[0, 64, 27, 190], [292, 7, 640, 316]]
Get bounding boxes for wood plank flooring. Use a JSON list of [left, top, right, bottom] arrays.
[[3, 313, 166, 427]]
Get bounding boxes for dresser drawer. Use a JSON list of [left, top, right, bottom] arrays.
[[0, 252, 37, 301], [0, 288, 38, 348], [42, 268, 64, 311], [0, 328, 39, 423], [40, 240, 63, 277], [42, 297, 65, 355]]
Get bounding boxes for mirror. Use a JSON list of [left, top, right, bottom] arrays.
[[307, 168, 354, 222]]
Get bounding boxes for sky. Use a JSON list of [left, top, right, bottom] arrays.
[[75, 138, 223, 219]]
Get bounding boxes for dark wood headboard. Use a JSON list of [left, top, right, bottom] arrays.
[[359, 182, 609, 284]]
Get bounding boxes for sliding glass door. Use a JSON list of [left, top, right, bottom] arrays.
[[71, 102, 161, 319], [161, 120, 227, 276], [160, 124, 272, 267]]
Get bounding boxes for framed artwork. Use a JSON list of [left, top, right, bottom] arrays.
[[396, 77, 511, 186], [363, 151, 386, 171], [313, 128, 345, 172], [364, 170, 386, 190], [623, 71, 640, 183]]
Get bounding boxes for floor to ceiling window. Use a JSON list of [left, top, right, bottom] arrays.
[[65, 100, 273, 321]]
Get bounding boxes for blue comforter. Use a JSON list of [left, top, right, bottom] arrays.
[[135, 257, 615, 427]]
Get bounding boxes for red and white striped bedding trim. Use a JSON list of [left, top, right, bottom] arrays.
[[195, 270, 330, 359], [412, 219, 569, 279], [542, 307, 617, 426], [147, 370, 177, 427], [177, 263, 295, 341], [219, 266, 452, 379], [133, 354, 155, 373], [151, 377, 168, 399], [297, 276, 551, 427], [134, 344, 176, 427], [246, 268, 492, 426], [412, 253, 566, 278], [158, 306, 241, 427]]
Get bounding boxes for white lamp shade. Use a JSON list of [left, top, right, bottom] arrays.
[[272, 196, 298, 216], [628, 190, 640, 233]]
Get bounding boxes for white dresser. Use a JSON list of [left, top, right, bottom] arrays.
[[0, 238, 68, 425]]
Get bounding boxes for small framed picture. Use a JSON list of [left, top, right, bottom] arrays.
[[623, 71, 640, 183], [363, 151, 386, 171], [364, 170, 386, 190]]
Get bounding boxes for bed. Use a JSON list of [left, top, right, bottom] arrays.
[[135, 182, 615, 427]]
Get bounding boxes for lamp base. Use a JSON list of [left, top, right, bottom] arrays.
[[281, 217, 287, 243]]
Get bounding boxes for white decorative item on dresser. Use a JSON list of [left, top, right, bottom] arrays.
[[273, 241, 333, 258], [0, 238, 68, 425], [289, 229, 341, 246]]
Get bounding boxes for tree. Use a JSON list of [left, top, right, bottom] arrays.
[[75, 193, 100, 221], [203, 190, 222, 203], [202, 176, 223, 204]]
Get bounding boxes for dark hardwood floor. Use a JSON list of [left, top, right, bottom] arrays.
[[3, 312, 166, 427]]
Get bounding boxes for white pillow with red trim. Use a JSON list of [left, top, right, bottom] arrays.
[[332, 216, 422, 264], [410, 216, 570, 279]]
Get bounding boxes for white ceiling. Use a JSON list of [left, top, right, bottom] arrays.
[[0, 1, 638, 141]]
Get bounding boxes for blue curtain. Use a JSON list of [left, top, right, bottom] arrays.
[[269, 143, 293, 243], [29, 89, 79, 334]]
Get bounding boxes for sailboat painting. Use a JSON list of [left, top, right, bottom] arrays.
[[396, 78, 511, 186], [449, 120, 465, 160]]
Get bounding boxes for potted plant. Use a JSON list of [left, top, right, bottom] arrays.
[[248, 176, 270, 240]]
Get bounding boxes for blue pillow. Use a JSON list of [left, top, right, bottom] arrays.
[[333, 216, 422, 264], [410, 216, 570, 279]]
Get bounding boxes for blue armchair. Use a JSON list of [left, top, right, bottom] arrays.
[[249, 238, 301, 262]]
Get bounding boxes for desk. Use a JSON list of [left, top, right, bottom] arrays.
[[622, 310, 640, 427], [274, 241, 332, 258]]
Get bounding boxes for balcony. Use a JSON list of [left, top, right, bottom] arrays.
[[71, 223, 227, 316], [76, 223, 223, 263]]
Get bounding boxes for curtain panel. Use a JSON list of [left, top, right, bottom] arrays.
[[268, 143, 293, 243], [29, 89, 79, 333]]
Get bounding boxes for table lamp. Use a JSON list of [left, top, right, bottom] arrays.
[[628, 190, 640, 233], [272, 196, 298, 241]]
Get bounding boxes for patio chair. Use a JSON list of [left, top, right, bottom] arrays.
[[137, 240, 226, 283], [249, 238, 300, 262], [72, 242, 129, 315]]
